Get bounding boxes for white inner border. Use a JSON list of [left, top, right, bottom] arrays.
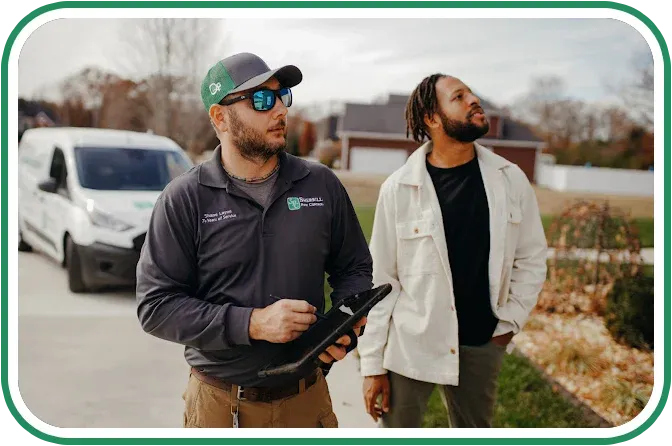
[[4, 5, 667, 441]]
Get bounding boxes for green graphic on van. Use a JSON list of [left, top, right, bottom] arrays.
[[133, 201, 154, 210], [287, 197, 301, 211]]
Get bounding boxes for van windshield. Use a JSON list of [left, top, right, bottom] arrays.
[[74, 146, 192, 191]]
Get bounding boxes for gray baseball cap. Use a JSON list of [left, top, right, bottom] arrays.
[[201, 52, 303, 111]]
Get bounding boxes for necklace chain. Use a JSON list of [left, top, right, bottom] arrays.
[[221, 160, 280, 184]]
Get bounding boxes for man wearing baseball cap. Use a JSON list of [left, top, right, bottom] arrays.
[[136, 52, 373, 428]]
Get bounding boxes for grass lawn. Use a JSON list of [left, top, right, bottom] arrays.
[[356, 206, 653, 248], [355, 206, 376, 242], [324, 206, 605, 427], [541, 215, 653, 248], [423, 354, 601, 428]]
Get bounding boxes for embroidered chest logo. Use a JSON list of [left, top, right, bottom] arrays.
[[287, 197, 301, 211], [287, 196, 324, 211], [202, 209, 237, 224]]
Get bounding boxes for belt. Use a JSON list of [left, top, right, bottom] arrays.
[[190, 367, 319, 403]]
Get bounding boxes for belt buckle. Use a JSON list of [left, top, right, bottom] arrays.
[[237, 386, 247, 401]]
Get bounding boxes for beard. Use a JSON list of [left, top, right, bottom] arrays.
[[439, 109, 490, 143], [227, 108, 287, 163]]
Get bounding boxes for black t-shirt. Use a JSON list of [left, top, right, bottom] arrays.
[[426, 155, 499, 346]]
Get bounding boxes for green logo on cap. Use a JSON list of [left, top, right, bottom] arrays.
[[201, 61, 236, 111], [287, 197, 301, 211]]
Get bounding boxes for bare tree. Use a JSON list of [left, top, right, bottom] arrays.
[[116, 18, 227, 154], [59, 67, 119, 127], [620, 54, 654, 130], [512, 76, 594, 151], [510, 75, 566, 142], [603, 50, 654, 131], [553, 99, 589, 150], [98, 79, 151, 131], [601, 107, 635, 142]]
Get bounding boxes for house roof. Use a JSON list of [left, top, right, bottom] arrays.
[[502, 119, 543, 142], [479, 97, 504, 114], [386, 94, 410, 106], [339, 93, 542, 143], [383, 94, 504, 114], [18, 99, 60, 123], [340, 102, 408, 135], [316, 114, 340, 141]]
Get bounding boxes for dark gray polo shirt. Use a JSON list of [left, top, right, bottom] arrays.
[[135, 146, 373, 387]]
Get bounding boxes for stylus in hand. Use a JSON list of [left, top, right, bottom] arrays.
[[268, 295, 329, 320]]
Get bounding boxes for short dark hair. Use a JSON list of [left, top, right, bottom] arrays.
[[405, 73, 446, 143]]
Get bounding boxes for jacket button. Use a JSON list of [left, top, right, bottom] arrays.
[[414, 227, 419, 234], [451, 348, 456, 354]]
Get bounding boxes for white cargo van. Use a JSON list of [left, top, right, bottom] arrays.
[[18, 127, 194, 293]]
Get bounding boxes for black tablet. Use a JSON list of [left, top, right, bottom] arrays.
[[257, 283, 393, 378]]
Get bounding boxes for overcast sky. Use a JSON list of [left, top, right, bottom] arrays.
[[18, 17, 652, 113]]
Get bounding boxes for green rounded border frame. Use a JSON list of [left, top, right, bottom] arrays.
[[1, 1, 669, 444]]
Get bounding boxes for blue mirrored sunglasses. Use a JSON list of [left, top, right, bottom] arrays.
[[220, 87, 292, 112]]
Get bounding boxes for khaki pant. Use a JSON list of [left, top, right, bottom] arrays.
[[182, 369, 338, 428], [381, 341, 506, 428]]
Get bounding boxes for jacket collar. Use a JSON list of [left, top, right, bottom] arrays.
[[398, 140, 512, 186], [198, 145, 310, 190]]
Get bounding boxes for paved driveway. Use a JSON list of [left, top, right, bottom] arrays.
[[17, 251, 374, 428]]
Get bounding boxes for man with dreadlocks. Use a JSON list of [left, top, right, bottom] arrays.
[[358, 74, 547, 428]]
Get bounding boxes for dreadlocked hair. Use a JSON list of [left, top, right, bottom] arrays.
[[405, 73, 446, 143]]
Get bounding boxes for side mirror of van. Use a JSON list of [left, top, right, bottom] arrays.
[[38, 178, 58, 194]]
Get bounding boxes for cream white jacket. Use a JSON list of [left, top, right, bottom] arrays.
[[358, 141, 548, 385]]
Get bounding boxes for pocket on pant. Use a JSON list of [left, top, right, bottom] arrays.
[[315, 370, 338, 427], [318, 411, 339, 428], [183, 376, 233, 428], [183, 376, 203, 428]]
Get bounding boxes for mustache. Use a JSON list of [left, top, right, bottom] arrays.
[[467, 106, 484, 118], [268, 120, 287, 131]]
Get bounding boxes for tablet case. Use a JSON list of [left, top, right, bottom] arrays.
[[257, 283, 393, 378]]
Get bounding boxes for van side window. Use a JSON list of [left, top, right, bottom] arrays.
[[49, 148, 70, 199]]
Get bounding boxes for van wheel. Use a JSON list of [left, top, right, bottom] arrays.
[[66, 236, 88, 293], [18, 230, 32, 252]]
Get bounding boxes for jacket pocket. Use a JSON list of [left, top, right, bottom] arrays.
[[318, 411, 339, 428], [397, 219, 440, 276], [504, 198, 522, 259], [499, 195, 523, 308], [497, 259, 514, 309], [508, 200, 522, 224]]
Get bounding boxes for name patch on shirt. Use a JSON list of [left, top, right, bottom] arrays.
[[202, 210, 238, 224], [287, 196, 324, 211]]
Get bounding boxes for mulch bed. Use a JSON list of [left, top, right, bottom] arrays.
[[514, 311, 654, 427]]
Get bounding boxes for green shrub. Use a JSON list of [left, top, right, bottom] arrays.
[[605, 273, 654, 350]]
